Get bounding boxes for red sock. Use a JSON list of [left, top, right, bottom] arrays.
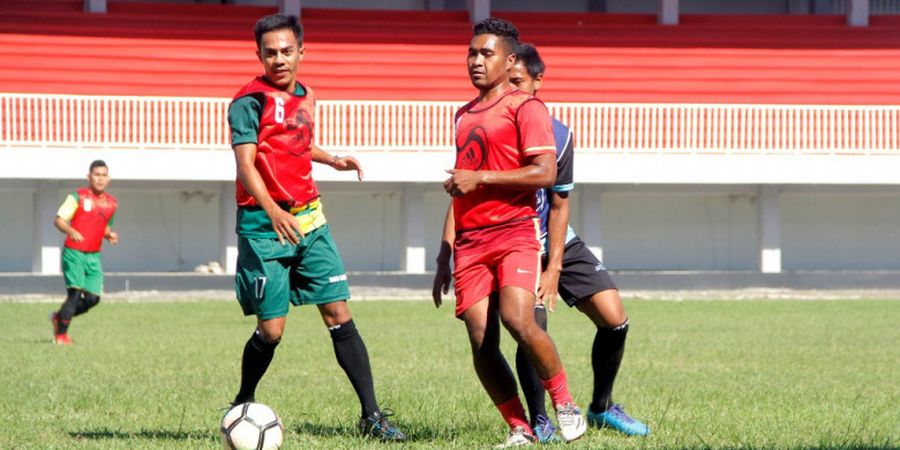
[[541, 369, 574, 408], [496, 397, 532, 431]]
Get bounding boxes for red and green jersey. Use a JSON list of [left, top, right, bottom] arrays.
[[57, 187, 117, 253], [230, 76, 319, 209], [452, 89, 556, 232]]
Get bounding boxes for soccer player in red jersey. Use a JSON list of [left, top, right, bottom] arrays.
[[432, 18, 587, 446], [49, 160, 118, 345], [226, 14, 404, 441], [509, 43, 650, 441]]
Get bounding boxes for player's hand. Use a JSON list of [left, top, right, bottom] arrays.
[[331, 156, 364, 181], [69, 229, 85, 242], [267, 208, 304, 246], [105, 231, 119, 245], [444, 169, 482, 196], [537, 268, 560, 312], [432, 260, 452, 308]]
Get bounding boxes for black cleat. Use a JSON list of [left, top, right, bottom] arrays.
[[358, 409, 406, 441]]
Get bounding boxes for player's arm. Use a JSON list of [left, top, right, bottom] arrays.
[[311, 144, 364, 181], [234, 143, 304, 245], [539, 191, 568, 311], [54, 194, 83, 242], [444, 153, 556, 196], [104, 225, 119, 245], [432, 203, 455, 308]]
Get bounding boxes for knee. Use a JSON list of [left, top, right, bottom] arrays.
[[82, 293, 100, 309], [499, 313, 533, 341], [256, 327, 283, 344]]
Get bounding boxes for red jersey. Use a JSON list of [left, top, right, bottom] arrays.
[[452, 89, 556, 232], [231, 77, 319, 208], [63, 187, 117, 252]]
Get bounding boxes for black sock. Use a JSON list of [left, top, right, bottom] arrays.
[[329, 319, 379, 418], [515, 305, 549, 425], [75, 292, 100, 316], [233, 329, 279, 405], [56, 288, 81, 334], [590, 319, 629, 413]]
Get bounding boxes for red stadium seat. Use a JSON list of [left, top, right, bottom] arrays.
[[2, 1, 900, 103]]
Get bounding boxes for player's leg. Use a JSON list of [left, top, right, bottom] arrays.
[[498, 285, 585, 441], [559, 237, 648, 435], [232, 236, 292, 405], [514, 303, 554, 441], [75, 252, 104, 317], [53, 248, 88, 343], [460, 296, 535, 445], [298, 225, 404, 440], [317, 301, 379, 419]]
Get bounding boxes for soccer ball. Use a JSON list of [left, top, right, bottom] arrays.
[[220, 402, 284, 450]]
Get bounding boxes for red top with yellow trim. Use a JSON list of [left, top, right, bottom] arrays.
[[452, 89, 556, 232], [63, 187, 117, 253], [231, 76, 319, 208]]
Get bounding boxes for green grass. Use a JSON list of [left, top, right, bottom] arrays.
[[1, 298, 898, 449]]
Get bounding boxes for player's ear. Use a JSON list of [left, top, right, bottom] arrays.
[[297, 46, 305, 62], [256, 48, 263, 63], [533, 73, 543, 91]]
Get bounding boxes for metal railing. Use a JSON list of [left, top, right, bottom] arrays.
[[2, 93, 898, 155]]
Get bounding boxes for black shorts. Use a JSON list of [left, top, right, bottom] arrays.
[[542, 236, 617, 308]]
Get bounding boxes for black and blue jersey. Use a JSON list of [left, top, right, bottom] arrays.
[[536, 117, 577, 249]]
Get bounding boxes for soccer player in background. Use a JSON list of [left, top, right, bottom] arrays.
[[509, 43, 650, 440], [49, 159, 119, 345], [432, 18, 587, 447], [226, 14, 404, 441]]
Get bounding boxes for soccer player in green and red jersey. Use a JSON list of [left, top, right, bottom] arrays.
[[432, 18, 587, 447], [49, 159, 118, 345], [226, 14, 404, 441]]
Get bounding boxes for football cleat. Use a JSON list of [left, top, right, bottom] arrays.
[[494, 426, 536, 448], [531, 414, 559, 443], [554, 402, 587, 442], [587, 404, 649, 436], [54, 333, 73, 345], [358, 409, 406, 441]]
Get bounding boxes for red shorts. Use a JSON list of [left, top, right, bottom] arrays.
[[453, 218, 542, 317]]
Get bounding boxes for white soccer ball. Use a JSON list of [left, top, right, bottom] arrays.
[[220, 402, 284, 450]]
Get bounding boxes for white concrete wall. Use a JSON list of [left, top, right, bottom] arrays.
[[597, 191, 759, 270], [6, 179, 900, 273], [781, 192, 900, 270], [0, 189, 35, 272]]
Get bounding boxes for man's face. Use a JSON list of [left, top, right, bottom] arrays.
[[467, 34, 515, 90], [257, 28, 303, 89], [509, 61, 542, 96], [88, 166, 109, 193]]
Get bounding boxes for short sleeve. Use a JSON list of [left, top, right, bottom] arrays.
[[228, 94, 263, 147], [56, 193, 79, 221], [552, 128, 574, 194], [516, 99, 556, 156]]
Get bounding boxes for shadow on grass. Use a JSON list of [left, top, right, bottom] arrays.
[[291, 421, 464, 442], [68, 428, 216, 441]]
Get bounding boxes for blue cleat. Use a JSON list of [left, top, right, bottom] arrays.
[[587, 404, 649, 436], [359, 409, 406, 441], [531, 414, 559, 443]]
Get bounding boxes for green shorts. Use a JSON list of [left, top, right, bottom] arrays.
[[62, 247, 104, 295], [235, 224, 351, 320]]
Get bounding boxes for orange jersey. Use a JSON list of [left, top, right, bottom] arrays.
[[452, 89, 556, 232]]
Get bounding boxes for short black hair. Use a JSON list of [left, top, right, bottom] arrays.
[[514, 42, 545, 78], [472, 17, 519, 54], [254, 14, 303, 48], [89, 159, 107, 172]]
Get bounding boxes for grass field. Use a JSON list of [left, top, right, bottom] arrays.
[[1, 298, 897, 449]]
